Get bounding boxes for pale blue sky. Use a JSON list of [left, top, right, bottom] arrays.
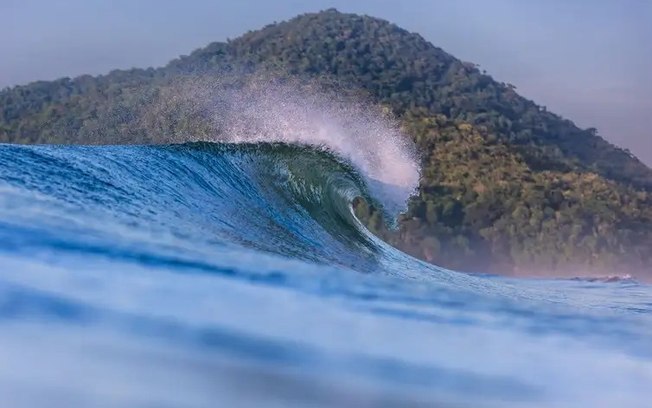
[[2, 0, 651, 165]]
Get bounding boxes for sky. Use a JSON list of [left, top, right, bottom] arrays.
[[2, 0, 651, 166]]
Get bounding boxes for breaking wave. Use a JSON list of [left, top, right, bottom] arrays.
[[0, 82, 651, 407]]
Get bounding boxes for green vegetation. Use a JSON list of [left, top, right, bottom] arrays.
[[356, 112, 652, 276], [1, 9, 650, 277]]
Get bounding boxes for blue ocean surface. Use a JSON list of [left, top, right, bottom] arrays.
[[0, 142, 651, 407]]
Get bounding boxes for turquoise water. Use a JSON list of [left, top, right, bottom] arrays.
[[0, 142, 651, 407]]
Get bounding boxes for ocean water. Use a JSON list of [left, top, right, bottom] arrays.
[[0, 141, 651, 408]]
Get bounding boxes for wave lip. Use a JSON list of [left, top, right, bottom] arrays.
[[0, 141, 392, 271], [163, 79, 421, 214]]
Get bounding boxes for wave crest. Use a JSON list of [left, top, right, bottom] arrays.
[[149, 77, 420, 215]]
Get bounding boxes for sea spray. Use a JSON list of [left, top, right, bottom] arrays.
[[144, 75, 421, 216]]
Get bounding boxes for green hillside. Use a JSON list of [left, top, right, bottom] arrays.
[[1, 9, 651, 277]]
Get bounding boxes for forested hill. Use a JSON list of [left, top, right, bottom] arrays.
[[1, 9, 651, 277]]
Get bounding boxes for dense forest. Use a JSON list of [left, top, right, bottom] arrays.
[[1, 9, 651, 278]]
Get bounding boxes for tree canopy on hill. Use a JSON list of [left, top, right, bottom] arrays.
[[1, 9, 650, 277]]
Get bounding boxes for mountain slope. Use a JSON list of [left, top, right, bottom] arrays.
[[222, 10, 651, 189], [1, 9, 651, 276]]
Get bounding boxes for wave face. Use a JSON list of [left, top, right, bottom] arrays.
[[1, 141, 652, 408]]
